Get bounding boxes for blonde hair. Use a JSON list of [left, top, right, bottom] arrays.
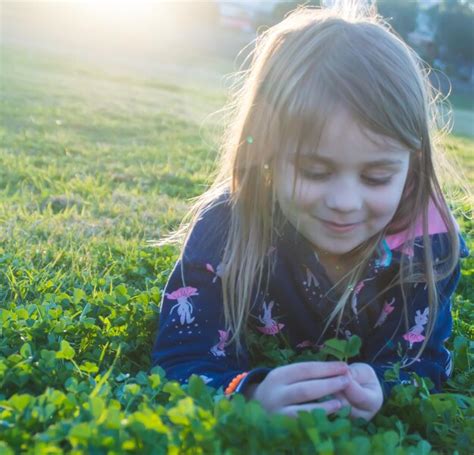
[[152, 2, 468, 369]]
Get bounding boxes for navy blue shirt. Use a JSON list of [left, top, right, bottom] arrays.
[[151, 193, 469, 399]]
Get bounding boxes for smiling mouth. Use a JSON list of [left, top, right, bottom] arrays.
[[317, 218, 363, 233], [319, 219, 362, 227]]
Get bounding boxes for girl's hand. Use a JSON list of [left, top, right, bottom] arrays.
[[249, 361, 351, 418], [333, 362, 384, 421]]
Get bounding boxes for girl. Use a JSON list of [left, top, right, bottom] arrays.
[[151, 3, 470, 421]]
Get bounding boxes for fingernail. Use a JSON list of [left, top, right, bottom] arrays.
[[341, 375, 349, 385]]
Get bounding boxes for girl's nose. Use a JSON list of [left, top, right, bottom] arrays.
[[324, 181, 363, 212]]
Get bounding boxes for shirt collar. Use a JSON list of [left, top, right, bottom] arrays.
[[383, 197, 452, 257]]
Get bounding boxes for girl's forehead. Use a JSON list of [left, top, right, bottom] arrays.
[[320, 108, 408, 150], [281, 107, 411, 166]]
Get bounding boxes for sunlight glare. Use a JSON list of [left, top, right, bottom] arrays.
[[82, 0, 156, 22]]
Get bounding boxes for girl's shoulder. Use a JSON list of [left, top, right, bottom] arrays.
[[429, 231, 470, 259], [182, 190, 233, 264], [407, 231, 468, 260]]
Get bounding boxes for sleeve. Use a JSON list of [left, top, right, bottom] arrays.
[[150, 195, 271, 396], [364, 233, 469, 399]]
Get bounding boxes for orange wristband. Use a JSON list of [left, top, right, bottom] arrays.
[[224, 372, 249, 396]]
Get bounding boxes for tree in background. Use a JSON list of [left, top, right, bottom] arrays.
[[254, 0, 473, 79], [376, 0, 419, 42], [271, 1, 322, 25], [428, 0, 474, 64], [262, 1, 418, 40]]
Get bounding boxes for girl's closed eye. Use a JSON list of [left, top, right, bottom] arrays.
[[299, 169, 331, 180], [362, 175, 393, 186], [299, 169, 393, 186]]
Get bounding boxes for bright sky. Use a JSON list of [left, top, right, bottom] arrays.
[[81, 0, 156, 19]]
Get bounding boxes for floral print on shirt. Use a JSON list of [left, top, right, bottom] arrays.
[[350, 277, 376, 322], [374, 297, 396, 328], [210, 329, 230, 357], [206, 262, 225, 283], [166, 286, 199, 325], [256, 300, 285, 335], [403, 307, 429, 349], [303, 265, 320, 289]]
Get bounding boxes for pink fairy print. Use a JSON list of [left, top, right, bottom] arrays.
[[166, 286, 199, 325], [256, 300, 285, 335], [374, 297, 395, 328], [206, 262, 225, 283], [402, 307, 429, 349], [303, 266, 319, 289], [210, 329, 230, 357], [351, 277, 376, 320]]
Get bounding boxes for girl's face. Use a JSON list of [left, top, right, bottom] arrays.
[[275, 108, 411, 259]]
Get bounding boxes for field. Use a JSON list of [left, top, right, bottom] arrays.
[[0, 44, 473, 454]]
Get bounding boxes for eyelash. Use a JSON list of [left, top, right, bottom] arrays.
[[299, 171, 392, 186]]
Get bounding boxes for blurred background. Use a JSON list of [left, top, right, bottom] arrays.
[[1, 0, 473, 136]]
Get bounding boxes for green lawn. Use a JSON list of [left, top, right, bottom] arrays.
[[0, 44, 472, 454], [452, 108, 474, 138]]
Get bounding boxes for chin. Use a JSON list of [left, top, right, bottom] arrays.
[[323, 246, 355, 255], [312, 238, 362, 255]]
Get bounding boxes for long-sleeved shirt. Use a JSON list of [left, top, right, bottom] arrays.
[[151, 192, 470, 399]]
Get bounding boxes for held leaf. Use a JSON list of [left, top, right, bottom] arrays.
[[321, 339, 347, 361], [345, 335, 362, 359]]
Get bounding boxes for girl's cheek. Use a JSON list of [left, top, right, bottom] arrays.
[[368, 186, 405, 215], [292, 181, 323, 208], [276, 167, 316, 207]]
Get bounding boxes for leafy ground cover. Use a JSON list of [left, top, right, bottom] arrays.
[[0, 45, 473, 454]]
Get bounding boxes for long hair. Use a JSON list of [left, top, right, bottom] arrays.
[[151, 2, 468, 367]]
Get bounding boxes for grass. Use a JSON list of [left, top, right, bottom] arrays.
[[0, 44, 229, 295], [0, 43, 472, 453]]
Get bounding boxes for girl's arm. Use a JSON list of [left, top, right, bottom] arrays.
[[151, 256, 270, 395], [151, 195, 271, 397]]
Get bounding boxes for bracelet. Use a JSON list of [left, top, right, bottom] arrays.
[[224, 372, 249, 396]]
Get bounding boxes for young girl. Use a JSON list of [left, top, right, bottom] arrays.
[[151, 4, 469, 421]]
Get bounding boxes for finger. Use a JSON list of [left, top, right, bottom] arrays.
[[282, 375, 350, 406], [281, 399, 342, 419], [343, 374, 374, 409], [333, 391, 351, 409], [348, 363, 375, 385], [272, 361, 348, 385]]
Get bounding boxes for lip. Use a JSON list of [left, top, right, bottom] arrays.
[[319, 219, 362, 233]]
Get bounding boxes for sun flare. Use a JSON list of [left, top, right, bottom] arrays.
[[81, 0, 158, 23]]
